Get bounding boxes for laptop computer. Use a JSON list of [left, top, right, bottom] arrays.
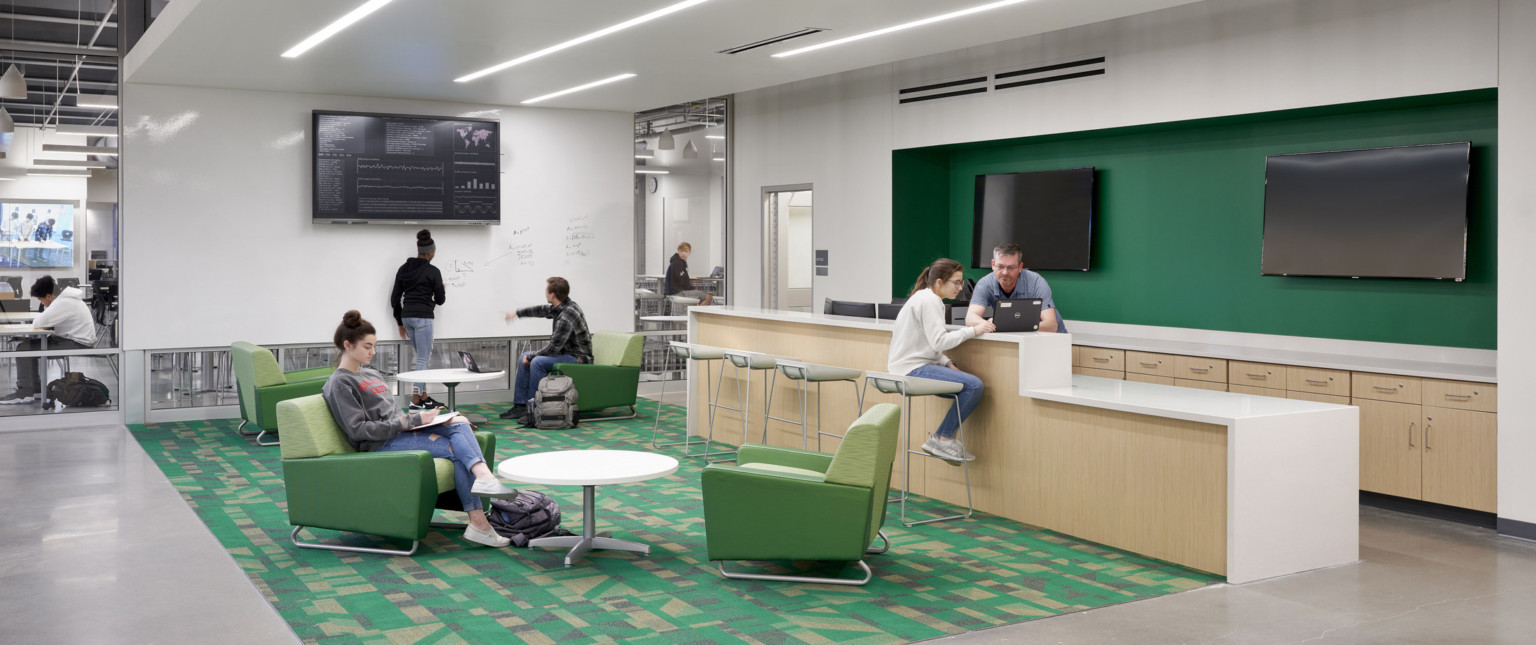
[[993, 298, 1043, 332], [0, 298, 32, 314], [458, 351, 489, 373]]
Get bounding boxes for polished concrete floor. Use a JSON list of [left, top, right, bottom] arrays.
[[3, 422, 1533, 644]]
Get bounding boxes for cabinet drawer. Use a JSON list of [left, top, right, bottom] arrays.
[[1351, 372, 1421, 404], [1229, 384, 1286, 398], [1288, 390, 1351, 406], [1075, 346, 1124, 371], [1287, 367, 1350, 397], [1229, 361, 1286, 388], [1174, 356, 1227, 383], [1126, 351, 1175, 377], [1175, 378, 1227, 392], [1073, 366, 1125, 380], [1126, 373, 1176, 386], [1071, 345, 1079, 366], [1422, 379, 1497, 413]]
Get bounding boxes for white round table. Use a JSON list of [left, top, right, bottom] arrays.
[[497, 450, 679, 566], [395, 368, 505, 423]]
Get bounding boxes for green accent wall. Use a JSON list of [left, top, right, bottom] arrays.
[[891, 90, 1498, 349]]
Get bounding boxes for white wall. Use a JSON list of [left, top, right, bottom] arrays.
[[1497, 0, 1536, 532], [121, 83, 632, 350]]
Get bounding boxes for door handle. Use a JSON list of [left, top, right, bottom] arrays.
[[1092, 356, 1110, 363], [1188, 367, 1209, 374], [1373, 386, 1398, 393], [1425, 423, 1432, 450], [1305, 378, 1330, 385], [1139, 361, 1160, 367], [1408, 422, 1414, 447]]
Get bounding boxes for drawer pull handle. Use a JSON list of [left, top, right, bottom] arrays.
[[1140, 361, 1160, 367], [1425, 423, 1432, 450], [1245, 372, 1268, 379], [1408, 422, 1414, 447], [1305, 378, 1331, 385], [1373, 386, 1398, 393], [1444, 394, 1472, 400], [1189, 367, 1209, 374], [1092, 357, 1110, 363]]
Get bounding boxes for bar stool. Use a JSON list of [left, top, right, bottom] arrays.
[[862, 371, 973, 527], [650, 341, 735, 458], [715, 349, 784, 462], [763, 360, 864, 450]]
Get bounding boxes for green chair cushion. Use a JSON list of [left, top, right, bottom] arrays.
[[824, 404, 901, 488], [285, 366, 335, 383], [277, 395, 358, 460], [433, 458, 455, 494], [591, 331, 643, 368], [738, 462, 826, 480]]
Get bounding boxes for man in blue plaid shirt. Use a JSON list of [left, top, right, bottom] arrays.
[[501, 276, 593, 420]]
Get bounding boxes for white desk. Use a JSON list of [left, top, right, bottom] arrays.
[[395, 368, 504, 424], [497, 450, 679, 566], [0, 311, 37, 324]]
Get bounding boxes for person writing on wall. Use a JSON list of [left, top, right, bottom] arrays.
[[321, 310, 517, 548], [391, 229, 447, 411], [0, 276, 97, 405], [500, 276, 594, 422], [888, 258, 995, 464], [966, 242, 1066, 333], [664, 241, 714, 305]]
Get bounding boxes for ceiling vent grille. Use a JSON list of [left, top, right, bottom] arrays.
[[897, 76, 989, 105], [718, 28, 827, 55], [992, 56, 1106, 91]]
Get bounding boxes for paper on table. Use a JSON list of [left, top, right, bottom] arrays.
[[410, 410, 463, 431]]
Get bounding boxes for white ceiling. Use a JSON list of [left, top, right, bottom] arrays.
[[125, 0, 1202, 113]]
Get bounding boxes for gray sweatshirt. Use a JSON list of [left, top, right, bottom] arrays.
[[321, 366, 422, 452]]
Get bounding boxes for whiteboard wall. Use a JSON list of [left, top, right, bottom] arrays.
[[121, 83, 633, 350]]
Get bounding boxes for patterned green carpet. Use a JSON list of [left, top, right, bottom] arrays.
[[129, 400, 1220, 644]]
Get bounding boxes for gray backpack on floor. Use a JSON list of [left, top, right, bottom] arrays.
[[531, 374, 579, 429]]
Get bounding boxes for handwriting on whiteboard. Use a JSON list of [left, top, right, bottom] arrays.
[[444, 258, 475, 288], [565, 216, 592, 259], [485, 227, 535, 267]]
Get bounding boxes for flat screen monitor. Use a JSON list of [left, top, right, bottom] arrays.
[[312, 110, 501, 224], [972, 168, 1095, 270], [876, 303, 904, 320], [0, 201, 75, 268], [827, 300, 876, 318], [1260, 142, 1470, 280]]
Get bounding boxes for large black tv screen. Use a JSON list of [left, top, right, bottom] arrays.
[[312, 110, 500, 224], [1261, 142, 1470, 280], [972, 168, 1094, 270]]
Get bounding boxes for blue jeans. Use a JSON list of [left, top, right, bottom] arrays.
[[377, 421, 484, 512], [514, 351, 577, 404], [402, 317, 433, 396], [906, 364, 984, 439]]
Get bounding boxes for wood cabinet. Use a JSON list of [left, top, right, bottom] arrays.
[[1174, 355, 1227, 383], [1073, 366, 1125, 379], [1126, 373, 1176, 386], [1421, 407, 1497, 512], [1354, 383, 1497, 513], [1422, 379, 1497, 413], [1288, 390, 1349, 405], [1176, 378, 1227, 392], [1357, 399, 1421, 500], [1228, 383, 1285, 398], [1076, 346, 1124, 371], [1288, 367, 1350, 397], [1126, 351, 1175, 378], [1229, 361, 1285, 390]]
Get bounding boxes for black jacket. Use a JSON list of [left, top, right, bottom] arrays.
[[665, 253, 692, 295], [391, 257, 445, 324]]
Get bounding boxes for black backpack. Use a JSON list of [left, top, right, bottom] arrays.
[[45, 372, 111, 407], [486, 490, 572, 547]]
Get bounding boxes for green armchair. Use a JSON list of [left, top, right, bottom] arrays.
[[231, 341, 334, 446], [701, 403, 901, 586], [552, 330, 643, 420], [277, 394, 497, 556]]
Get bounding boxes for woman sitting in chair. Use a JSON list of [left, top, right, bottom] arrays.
[[321, 310, 517, 548]]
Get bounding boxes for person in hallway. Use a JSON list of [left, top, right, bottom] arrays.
[[966, 242, 1066, 332], [321, 310, 516, 548], [391, 229, 447, 411], [664, 241, 714, 305], [500, 276, 593, 421], [0, 276, 97, 404], [889, 258, 995, 464]]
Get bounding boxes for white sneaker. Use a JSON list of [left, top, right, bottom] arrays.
[[921, 435, 975, 465], [464, 523, 511, 548], [470, 479, 519, 498]]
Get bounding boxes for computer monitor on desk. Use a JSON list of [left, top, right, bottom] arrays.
[[825, 300, 877, 318], [56, 278, 79, 292], [0, 277, 19, 294], [0, 298, 32, 313]]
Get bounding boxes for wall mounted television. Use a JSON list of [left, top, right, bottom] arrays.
[[972, 168, 1095, 270], [1260, 142, 1470, 280], [312, 110, 500, 224]]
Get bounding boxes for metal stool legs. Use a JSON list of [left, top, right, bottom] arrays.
[[650, 355, 718, 453], [863, 376, 974, 527]]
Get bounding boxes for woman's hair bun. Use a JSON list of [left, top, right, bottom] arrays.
[[342, 309, 363, 327], [417, 229, 433, 243]]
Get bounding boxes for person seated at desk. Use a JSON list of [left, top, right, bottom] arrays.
[[966, 242, 1066, 333], [0, 276, 96, 405], [500, 276, 594, 422], [664, 241, 714, 305], [889, 258, 995, 464], [320, 310, 518, 548]]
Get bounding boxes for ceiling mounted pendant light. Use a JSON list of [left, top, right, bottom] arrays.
[[657, 129, 675, 151], [682, 139, 698, 159], [0, 65, 24, 100], [0, 106, 12, 134]]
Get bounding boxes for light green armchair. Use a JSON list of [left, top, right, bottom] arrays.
[[231, 341, 334, 446], [552, 330, 643, 420], [701, 403, 901, 586], [278, 394, 497, 556]]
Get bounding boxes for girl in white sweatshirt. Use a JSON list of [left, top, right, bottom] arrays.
[[886, 258, 995, 463]]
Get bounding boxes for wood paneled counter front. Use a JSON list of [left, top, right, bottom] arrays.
[[687, 306, 1359, 584]]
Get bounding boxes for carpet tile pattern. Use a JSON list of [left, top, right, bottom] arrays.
[[130, 400, 1221, 644]]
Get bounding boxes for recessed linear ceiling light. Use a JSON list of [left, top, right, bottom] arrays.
[[56, 124, 118, 138], [76, 94, 117, 109], [28, 168, 92, 177], [635, 154, 654, 159], [520, 73, 636, 105], [32, 158, 109, 168], [281, 0, 397, 58], [456, 0, 712, 83], [705, 135, 725, 140], [635, 169, 670, 174], [772, 0, 1032, 58], [42, 144, 118, 156]]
